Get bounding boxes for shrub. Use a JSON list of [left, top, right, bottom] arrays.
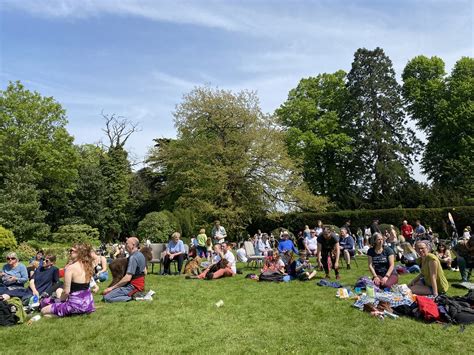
[[249, 206, 474, 239], [172, 208, 196, 239], [0, 225, 17, 253], [137, 211, 178, 243], [13, 242, 36, 262], [51, 224, 100, 245]]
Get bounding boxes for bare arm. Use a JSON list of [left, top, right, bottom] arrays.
[[429, 260, 438, 296], [61, 267, 73, 301], [29, 278, 39, 296], [367, 256, 378, 278]]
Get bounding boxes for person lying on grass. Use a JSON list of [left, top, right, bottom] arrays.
[[408, 240, 449, 297], [367, 233, 398, 289], [289, 250, 316, 281], [41, 244, 95, 317], [197, 242, 236, 280]]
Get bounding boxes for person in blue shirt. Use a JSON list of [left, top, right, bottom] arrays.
[[162, 232, 186, 275], [0, 252, 28, 290], [339, 227, 355, 270], [278, 231, 299, 268], [289, 250, 317, 281], [414, 220, 426, 240]]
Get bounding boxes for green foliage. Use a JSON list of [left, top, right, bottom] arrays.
[[172, 208, 196, 239], [13, 242, 37, 262], [0, 167, 50, 242], [250, 206, 474, 239], [147, 86, 328, 238], [51, 224, 100, 245], [402, 56, 474, 201], [276, 71, 354, 208], [346, 48, 421, 206], [0, 81, 79, 228], [137, 211, 178, 243], [0, 225, 17, 252], [100, 146, 131, 241]]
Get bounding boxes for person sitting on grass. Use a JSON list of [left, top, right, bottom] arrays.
[[103, 237, 146, 302], [91, 250, 108, 282], [317, 227, 340, 280], [162, 232, 186, 275], [367, 233, 398, 289], [261, 250, 286, 274], [289, 250, 316, 281], [408, 240, 449, 297], [41, 244, 95, 317], [197, 242, 236, 280], [436, 243, 452, 270], [0, 252, 28, 292], [27, 250, 44, 278], [453, 237, 474, 282], [339, 227, 355, 270]]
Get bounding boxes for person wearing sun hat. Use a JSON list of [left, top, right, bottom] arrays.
[[0, 252, 28, 290]]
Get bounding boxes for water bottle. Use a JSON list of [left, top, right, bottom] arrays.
[[366, 285, 375, 299], [27, 315, 41, 325]]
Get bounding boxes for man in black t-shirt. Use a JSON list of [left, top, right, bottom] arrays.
[[316, 227, 340, 279]]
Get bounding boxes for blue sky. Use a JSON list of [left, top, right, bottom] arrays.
[[1, 0, 473, 178]]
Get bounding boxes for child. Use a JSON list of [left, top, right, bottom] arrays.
[[290, 251, 316, 281], [196, 229, 208, 258], [205, 237, 213, 262]]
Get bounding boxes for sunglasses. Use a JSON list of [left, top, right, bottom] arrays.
[[44, 259, 51, 263], [6, 257, 16, 261], [69, 249, 77, 253]]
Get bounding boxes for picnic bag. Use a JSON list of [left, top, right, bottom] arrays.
[[0, 297, 26, 326], [258, 271, 284, 282], [436, 294, 474, 325], [416, 296, 440, 322]]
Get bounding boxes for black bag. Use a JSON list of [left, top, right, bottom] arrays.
[[0, 300, 19, 326], [436, 294, 474, 324], [258, 271, 284, 282]]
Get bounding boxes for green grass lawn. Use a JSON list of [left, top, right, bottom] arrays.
[[1, 257, 473, 354]]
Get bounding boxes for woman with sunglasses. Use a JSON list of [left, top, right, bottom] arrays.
[[41, 244, 95, 317], [0, 252, 28, 291]]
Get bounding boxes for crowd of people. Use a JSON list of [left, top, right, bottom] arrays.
[[1, 218, 473, 324]]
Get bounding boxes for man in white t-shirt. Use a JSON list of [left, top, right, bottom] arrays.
[[197, 242, 236, 279]]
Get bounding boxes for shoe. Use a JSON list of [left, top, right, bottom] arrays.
[[336, 275, 341, 280], [206, 272, 214, 280], [185, 275, 199, 279], [347, 264, 351, 270], [324, 274, 330, 279], [451, 268, 456, 271]]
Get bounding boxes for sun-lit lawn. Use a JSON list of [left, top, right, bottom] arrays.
[[1, 256, 473, 354]]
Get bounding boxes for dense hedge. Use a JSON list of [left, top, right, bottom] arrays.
[[248, 206, 474, 239]]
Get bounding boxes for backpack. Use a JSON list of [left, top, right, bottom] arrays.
[[416, 296, 440, 322], [436, 294, 474, 325], [258, 271, 284, 282], [0, 297, 26, 326]]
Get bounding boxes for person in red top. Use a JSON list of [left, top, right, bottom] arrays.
[[401, 220, 414, 245]]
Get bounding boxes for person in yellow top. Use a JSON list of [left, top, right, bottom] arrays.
[[196, 228, 208, 258], [408, 240, 449, 297]]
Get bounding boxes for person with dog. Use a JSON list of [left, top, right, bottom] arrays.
[[162, 232, 186, 275], [41, 244, 95, 317], [367, 233, 398, 289], [103, 237, 146, 302], [197, 242, 235, 280], [408, 240, 449, 297], [317, 227, 340, 279]]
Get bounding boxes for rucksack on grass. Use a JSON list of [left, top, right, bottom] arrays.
[[0, 297, 26, 326]]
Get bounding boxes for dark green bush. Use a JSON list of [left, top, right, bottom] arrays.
[[249, 206, 474, 239], [137, 211, 178, 243]]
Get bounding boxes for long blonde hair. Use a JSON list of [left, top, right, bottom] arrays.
[[72, 243, 95, 280]]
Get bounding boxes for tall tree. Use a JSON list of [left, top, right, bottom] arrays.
[[276, 71, 358, 208], [403, 56, 474, 202], [346, 47, 420, 206], [0, 81, 78, 231], [147, 87, 327, 237]]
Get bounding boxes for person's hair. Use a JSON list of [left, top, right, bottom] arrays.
[[401, 242, 416, 254], [340, 227, 348, 234], [72, 243, 94, 280], [415, 240, 432, 252], [171, 232, 180, 239], [371, 232, 383, 246], [214, 220, 220, 224], [199, 228, 205, 234], [437, 243, 448, 253], [6, 252, 18, 260], [45, 254, 57, 263], [37, 250, 44, 255]]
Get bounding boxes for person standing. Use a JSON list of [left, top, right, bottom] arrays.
[[211, 220, 227, 244], [103, 237, 146, 302], [414, 219, 426, 241], [339, 227, 355, 269], [370, 219, 381, 235], [317, 227, 340, 279]]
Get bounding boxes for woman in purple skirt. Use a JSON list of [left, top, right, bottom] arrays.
[[41, 243, 95, 317]]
